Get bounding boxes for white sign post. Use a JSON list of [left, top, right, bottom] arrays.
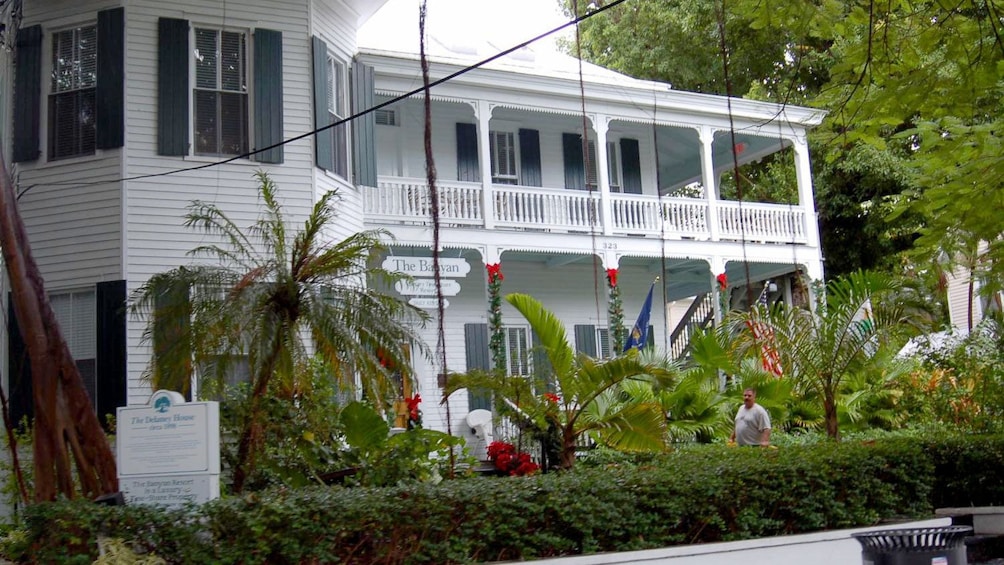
[[117, 390, 220, 508]]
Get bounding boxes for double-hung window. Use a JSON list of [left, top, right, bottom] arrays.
[[49, 25, 97, 160], [50, 290, 97, 405], [326, 54, 349, 178], [490, 130, 518, 185], [596, 327, 612, 359], [583, 141, 622, 191], [505, 326, 532, 377], [193, 28, 248, 156]]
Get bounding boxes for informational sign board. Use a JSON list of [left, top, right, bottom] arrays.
[[409, 297, 450, 309], [117, 390, 220, 508], [395, 279, 461, 296], [382, 256, 470, 278]]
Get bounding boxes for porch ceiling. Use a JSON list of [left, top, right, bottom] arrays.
[[655, 128, 789, 192]]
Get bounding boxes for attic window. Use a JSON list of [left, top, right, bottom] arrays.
[[375, 109, 397, 126]]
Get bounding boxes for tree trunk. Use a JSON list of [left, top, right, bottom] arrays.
[[231, 334, 284, 493], [0, 152, 118, 501], [823, 392, 840, 441], [559, 427, 577, 470]]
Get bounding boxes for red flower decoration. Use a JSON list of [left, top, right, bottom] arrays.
[[486, 441, 540, 476], [405, 394, 422, 421], [605, 268, 618, 288], [486, 263, 504, 283], [716, 273, 728, 290], [543, 392, 560, 404]]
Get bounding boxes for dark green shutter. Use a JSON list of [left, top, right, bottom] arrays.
[[562, 132, 585, 189], [352, 60, 377, 186], [647, 325, 656, 350], [252, 29, 283, 163], [158, 18, 189, 156], [13, 25, 41, 163], [96, 281, 126, 428], [96, 8, 124, 150], [7, 296, 31, 427], [518, 128, 541, 187], [456, 122, 479, 182], [312, 36, 333, 171], [621, 138, 642, 194], [574, 324, 597, 357], [464, 323, 492, 410]]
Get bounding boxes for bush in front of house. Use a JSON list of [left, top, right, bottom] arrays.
[[6, 435, 1003, 564]]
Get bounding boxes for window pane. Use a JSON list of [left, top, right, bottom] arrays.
[[52, 26, 97, 93], [50, 90, 96, 160], [219, 91, 248, 155], [220, 31, 245, 92], [194, 29, 218, 90], [333, 121, 348, 177], [325, 57, 336, 114], [77, 26, 97, 89], [194, 90, 219, 154], [607, 141, 620, 189]]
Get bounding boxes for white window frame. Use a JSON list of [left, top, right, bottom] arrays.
[[48, 23, 97, 161], [489, 129, 519, 185], [504, 325, 532, 377], [327, 53, 349, 179], [192, 26, 249, 157]]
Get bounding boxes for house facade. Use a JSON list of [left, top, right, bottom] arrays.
[[5, 0, 825, 442]]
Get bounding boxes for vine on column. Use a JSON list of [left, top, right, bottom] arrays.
[[487, 263, 506, 373], [606, 268, 625, 353]]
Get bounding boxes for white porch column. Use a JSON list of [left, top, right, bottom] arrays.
[[594, 115, 614, 235], [698, 126, 720, 241], [476, 100, 495, 229], [793, 136, 820, 250], [709, 256, 726, 324]]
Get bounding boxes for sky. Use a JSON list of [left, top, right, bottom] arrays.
[[359, 0, 572, 53]]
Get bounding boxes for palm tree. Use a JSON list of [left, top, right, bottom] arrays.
[[132, 171, 427, 492], [723, 271, 910, 440], [450, 293, 675, 469]]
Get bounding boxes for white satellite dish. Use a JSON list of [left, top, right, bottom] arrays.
[[466, 409, 493, 441]]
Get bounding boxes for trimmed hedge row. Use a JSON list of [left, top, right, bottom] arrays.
[[7, 436, 1004, 564]]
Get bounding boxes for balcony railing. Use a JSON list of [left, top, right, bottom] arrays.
[[363, 177, 808, 244]]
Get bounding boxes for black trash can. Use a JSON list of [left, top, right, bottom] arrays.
[[852, 525, 972, 565]]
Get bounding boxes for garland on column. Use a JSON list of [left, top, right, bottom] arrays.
[[606, 268, 625, 353], [487, 263, 506, 373], [716, 272, 730, 316]]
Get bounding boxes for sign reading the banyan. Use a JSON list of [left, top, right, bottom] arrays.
[[382, 257, 471, 278]]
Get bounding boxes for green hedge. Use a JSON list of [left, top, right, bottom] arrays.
[[7, 436, 1004, 564]]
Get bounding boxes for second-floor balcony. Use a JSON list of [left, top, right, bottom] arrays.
[[363, 177, 809, 244]]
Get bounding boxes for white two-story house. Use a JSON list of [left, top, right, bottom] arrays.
[[5, 0, 825, 439]]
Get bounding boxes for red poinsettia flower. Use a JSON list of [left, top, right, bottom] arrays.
[[405, 394, 422, 421], [543, 392, 560, 404], [716, 272, 728, 290]]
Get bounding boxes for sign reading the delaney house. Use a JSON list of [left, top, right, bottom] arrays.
[[382, 256, 470, 278], [117, 390, 220, 508]]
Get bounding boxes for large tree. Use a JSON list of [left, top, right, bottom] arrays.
[[132, 172, 427, 492]]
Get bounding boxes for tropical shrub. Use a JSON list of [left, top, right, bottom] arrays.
[[11, 435, 1002, 564]]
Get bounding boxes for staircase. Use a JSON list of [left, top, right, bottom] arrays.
[[669, 293, 716, 360]]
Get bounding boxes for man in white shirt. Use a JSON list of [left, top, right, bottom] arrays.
[[730, 388, 771, 447]]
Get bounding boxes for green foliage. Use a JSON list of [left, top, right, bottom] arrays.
[[14, 435, 1003, 564], [449, 293, 676, 469]]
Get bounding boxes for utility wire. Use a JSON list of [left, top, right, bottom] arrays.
[[17, 0, 631, 199]]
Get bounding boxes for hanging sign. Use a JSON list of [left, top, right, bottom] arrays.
[[409, 297, 450, 309], [383, 257, 470, 278], [395, 279, 462, 296]]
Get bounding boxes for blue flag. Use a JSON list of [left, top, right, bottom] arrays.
[[623, 282, 655, 352]]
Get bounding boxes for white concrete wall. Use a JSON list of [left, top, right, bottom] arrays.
[[506, 518, 953, 565]]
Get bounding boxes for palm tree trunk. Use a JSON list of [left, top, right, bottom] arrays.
[[232, 333, 285, 493], [559, 427, 577, 469], [823, 393, 840, 441]]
